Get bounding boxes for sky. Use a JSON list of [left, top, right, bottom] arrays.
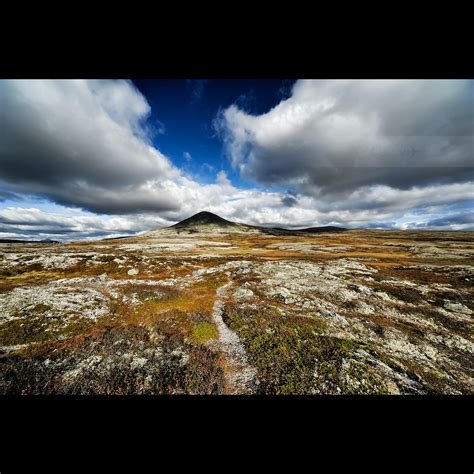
[[0, 79, 473, 240]]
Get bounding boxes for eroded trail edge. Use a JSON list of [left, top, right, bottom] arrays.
[[211, 281, 257, 394]]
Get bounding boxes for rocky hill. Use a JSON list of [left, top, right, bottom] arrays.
[[146, 211, 346, 237], [146, 211, 260, 236]]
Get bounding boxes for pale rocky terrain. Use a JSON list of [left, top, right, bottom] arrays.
[[1, 212, 473, 394]]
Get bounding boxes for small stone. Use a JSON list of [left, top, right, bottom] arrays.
[[234, 288, 254, 300], [128, 268, 139, 276], [319, 309, 349, 326], [130, 356, 148, 370], [235, 266, 251, 276]]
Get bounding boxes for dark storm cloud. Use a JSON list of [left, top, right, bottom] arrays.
[[281, 193, 298, 207], [218, 80, 474, 196], [0, 80, 185, 214], [426, 212, 474, 227]]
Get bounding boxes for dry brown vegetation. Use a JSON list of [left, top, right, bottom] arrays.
[[0, 228, 473, 394]]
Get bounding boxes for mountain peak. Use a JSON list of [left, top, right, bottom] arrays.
[[171, 211, 236, 228]]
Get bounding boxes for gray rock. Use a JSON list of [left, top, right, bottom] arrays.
[[235, 266, 251, 276], [130, 356, 148, 370], [443, 301, 473, 315], [234, 288, 254, 300], [319, 309, 349, 326]]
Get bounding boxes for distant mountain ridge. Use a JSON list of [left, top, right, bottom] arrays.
[[272, 225, 347, 234], [0, 239, 60, 244], [158, 211, 347, 235]]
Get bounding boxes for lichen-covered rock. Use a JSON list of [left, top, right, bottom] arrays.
[[234, 288, 254, 300], [443, 301, 473, 315]]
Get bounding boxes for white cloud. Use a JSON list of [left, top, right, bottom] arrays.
[[217, 80, 473, 195], [1, 79, 473, 237], [0, 79, 180, 214]]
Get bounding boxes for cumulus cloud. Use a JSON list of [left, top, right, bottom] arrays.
[[0, 79, 183, 214], [217, 80, 474, 196], [1, 79, 473, 238], [320, 182, 474, 213]]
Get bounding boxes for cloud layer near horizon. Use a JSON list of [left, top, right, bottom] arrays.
[[1, 79, 473, 239]]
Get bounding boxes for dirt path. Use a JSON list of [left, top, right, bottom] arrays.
[[211, 281, 257, 394]]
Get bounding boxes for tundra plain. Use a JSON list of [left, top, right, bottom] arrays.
[[1, 224, 473, 395]]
